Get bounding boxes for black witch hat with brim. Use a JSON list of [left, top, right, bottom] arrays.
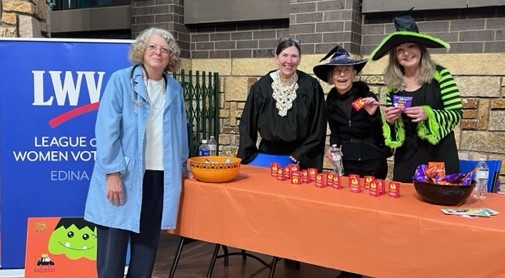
[[313, 45, 368, 84], [369, 8, 450, 61]]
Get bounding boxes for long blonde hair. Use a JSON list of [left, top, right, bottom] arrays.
[[383, 43, 436, 91]]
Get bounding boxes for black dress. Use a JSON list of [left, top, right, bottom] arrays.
[[237, 70, 327, 171], [383, 66, 462, 182]]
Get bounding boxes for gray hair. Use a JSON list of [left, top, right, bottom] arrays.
[[128, 28, 181, 72]]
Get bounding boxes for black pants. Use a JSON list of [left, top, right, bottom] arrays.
[[96, 170, 164, 278], [343, 158, 388, 179]]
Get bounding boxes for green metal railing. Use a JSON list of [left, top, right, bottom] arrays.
[[175, 70, 220, 157]]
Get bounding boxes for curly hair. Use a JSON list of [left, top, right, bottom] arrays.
[[128, 27, 181, 72], [383, 43, 436, 91]]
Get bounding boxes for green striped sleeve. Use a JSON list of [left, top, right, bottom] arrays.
[[417, 66, 462, 144]]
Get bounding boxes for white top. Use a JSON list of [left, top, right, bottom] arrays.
[[145, 78, 165, 170]]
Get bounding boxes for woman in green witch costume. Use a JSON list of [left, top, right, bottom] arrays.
[[369, 9, 462, 182]]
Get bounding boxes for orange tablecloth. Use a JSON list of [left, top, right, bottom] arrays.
[[174, 165, 505, 278]]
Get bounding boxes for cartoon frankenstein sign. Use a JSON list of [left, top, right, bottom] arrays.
[[25, 217, 97, 277]]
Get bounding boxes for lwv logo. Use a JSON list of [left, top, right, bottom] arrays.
[[32, 70, 106, 128]]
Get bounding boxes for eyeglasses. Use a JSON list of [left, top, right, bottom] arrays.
[[146, 44, 170, 56], [279, 37, 301, 46]]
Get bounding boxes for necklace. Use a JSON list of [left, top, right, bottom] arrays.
[[146, 78, 166, 110], [141, 66, 166, 110], [271, 70, 298, 117]]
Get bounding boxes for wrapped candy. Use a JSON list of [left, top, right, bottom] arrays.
[[412, 162, 474, 186]]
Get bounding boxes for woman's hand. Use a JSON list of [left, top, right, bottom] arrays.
[[325, 146, 333, 162], [384, 106, 402, 124], [404, 106, 425, 123], [106, 173, 124, 206], [183, 160, 194, 179], [362, 97, 379, 115]]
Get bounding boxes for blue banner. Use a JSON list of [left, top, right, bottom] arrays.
[[0, 38, 132, 268]]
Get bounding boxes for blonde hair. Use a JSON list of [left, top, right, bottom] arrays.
[[128, 27, 181, 72], [383, 43, 436, 91]]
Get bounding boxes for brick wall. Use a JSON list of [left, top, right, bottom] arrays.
[[0, 0, 50, 37], [188, 0, 363, 59], [131, 0, 191, 58], [361, 7, 505, 55]]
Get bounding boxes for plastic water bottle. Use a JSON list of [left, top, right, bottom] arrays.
[[198, 139, 210, 156], [473, 159, 489, 200], [208, 136, 217, 156], [330, 144, 344, 176]]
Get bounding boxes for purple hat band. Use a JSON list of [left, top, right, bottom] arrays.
[[330, 54, 350, 63]]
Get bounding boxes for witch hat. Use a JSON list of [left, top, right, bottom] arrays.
[[369, 7, 449, 61]]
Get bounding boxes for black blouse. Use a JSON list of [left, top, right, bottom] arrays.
[[237, 70, 327, 171]]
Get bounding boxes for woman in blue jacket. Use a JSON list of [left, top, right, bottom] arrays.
[[84, 28, 189, 278]]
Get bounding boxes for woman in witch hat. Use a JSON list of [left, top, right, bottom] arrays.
[[369, 8, 462, 182], [314, 45, 390, 181]]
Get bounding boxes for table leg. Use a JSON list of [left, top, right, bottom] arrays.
[[206, 244, 221, 278], [168, 236, 186, 278]]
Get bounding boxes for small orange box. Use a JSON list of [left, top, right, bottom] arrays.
[[349, 174, 362, 193], [331, 175, 343, 189], [308, 168, 318, 181], [270, 162, 280, 177], [376, 179, 386, 195], [291, 172, 302, 184], [283, 166, 291, 179], [301, 170, 310, 183], [326, 173, 335, 187], [388, 181, 401, 198], [277, 168, 286, 181], [369, 180, 380, 197], [315, 173, 328, 188], [364, 176, 374, 190], [289, 164, 300, 173]]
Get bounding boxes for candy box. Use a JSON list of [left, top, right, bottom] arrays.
[[315, 173, 328, 188], [349, 174, 362, 193]]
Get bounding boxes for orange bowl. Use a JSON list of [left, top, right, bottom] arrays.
[[189, 156, 242, 183]]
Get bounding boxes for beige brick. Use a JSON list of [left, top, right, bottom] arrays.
[[191, 58, 232, 76], [219, 109, 230, 118], [0, 26, 17, 37], [461, 119, 478, 130], [2, 12, 16, 25], [462, 98, 478, 108], [462, 110, 477, 119], [19, 14, 41, 37], [455, 76, 501, 98], [489, 111, 505, 131], [435, 53, 505, 75], [4, 0, 35, 14], [180, 58, 192, 71], [491, 99, 505, 109], [477, 99, 490, 130], [461, 130, 505, 153], [232, 57, 274, 76], [224, 77, 249, 101]]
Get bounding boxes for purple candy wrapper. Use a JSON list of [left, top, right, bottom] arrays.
[[393, 95, 413, 111], [413, 164, 428, 182], [413, 163, 475, 185]]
